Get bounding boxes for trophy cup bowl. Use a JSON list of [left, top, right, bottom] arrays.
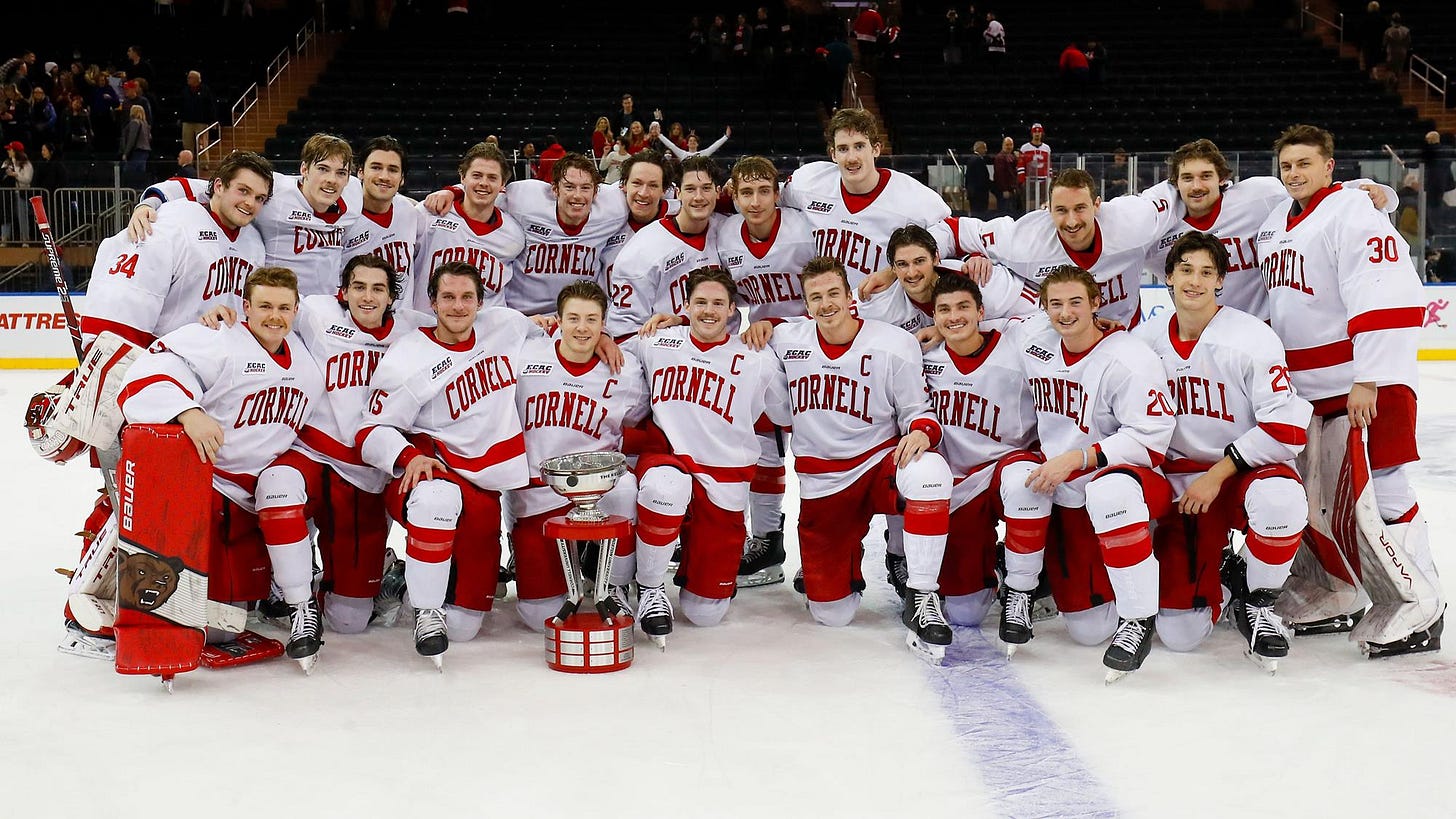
[[540, 452, 628, 522]]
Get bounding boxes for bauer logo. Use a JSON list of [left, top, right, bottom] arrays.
[[197, 229, 218, 242], [325, 324, 355, 339], [528, 224, 551, 238], [288, 210, 313, 221], [522, 363, 553, 376], [244, 362, 267, 374], [783, 349, 812, 361], [431, 358, 454, 378], [344, 232, 370, 250], [806, 201, 834, 213], [1025, 345, 1054, 362]]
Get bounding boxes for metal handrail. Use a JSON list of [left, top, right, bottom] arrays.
[[266, 47, 291, 85], [1410, 54, 1449, 106], [1300, 3, 1344, 44], [231, 82, 259, 126]]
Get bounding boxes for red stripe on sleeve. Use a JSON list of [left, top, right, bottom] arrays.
[[115, 374, 194, 411], [1258, 421, 1308, 446], [1285, 338, 1353, 371], [1347, 306, 1423, 337], [80, 316, 155, 349]]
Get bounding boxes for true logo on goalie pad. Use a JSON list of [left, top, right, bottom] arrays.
[[118, 552, 183, 612]]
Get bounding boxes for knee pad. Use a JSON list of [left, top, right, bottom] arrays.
[[406, 480, 463, 531], [1085, 473, 1147, 533], [1155, 607, 1214, 652], [255, 464, 308, 511], [600, 472, 639, 521], [638, 466, 692, 516], [444, 604, 485, 642], [1000, 462, 1051, 518], [1063, 602, 1118, 646], [1244, 476, 1307, 538], [1371, 466, 1418, 521], [945, 589, 994, 627], [680, 590, 731, 627], [808, 593, 861, 627], [324, 593, 373, 635], [516, 595, 565, 633], [896, 451, 953, 501]]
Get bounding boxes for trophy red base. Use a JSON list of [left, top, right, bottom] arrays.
[[543, 515, 635, 674]]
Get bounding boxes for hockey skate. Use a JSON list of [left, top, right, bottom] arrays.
[[57, 620, 115, 661], [1291, 609, 1365, 636], [285, 598, 324, 675], [373, 548, 407, 627], [998, 587, 1034, 659], [737, 530, 786, 588], [495, 552, 516, 601], [637, 584, 673, 650], [885, 551, 909, 600], [258, 580, 292, 626], [606, 584, 634, 619], [1363, 612, 1444, 659], [413, 607, 448, 670], [1233, 588, 1291, 674], [1103, 616, 1155, 684], [902, 589, 952, 665]]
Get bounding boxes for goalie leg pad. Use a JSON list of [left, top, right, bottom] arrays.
[[51, 331, 141, 448]]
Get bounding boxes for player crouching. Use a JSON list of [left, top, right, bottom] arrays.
[[999, 267, 1176, 682], [769, 257, 954, 663], [1134, 233, 1311, 673]]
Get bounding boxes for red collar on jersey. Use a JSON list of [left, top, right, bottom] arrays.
[[743, 209, 782, 259], [423, 325, 476, 351], [557, 208, 588, 237], [554, 340, 599, 375], [1167, 308, 1220, 360], [910, 294, 934, 317], [947, 329, 1000, 374], [841, 168, 892, 215], [362, 206, 394, 228], [816, 318, 863, 359], [204, 202, 242, 242], [1286, 184, 1341, 230], [1182, 195, 1222, 232], [353, 312, 394, 340], [1060, 328, 1110, 366], [298, 179, 348, 223], [454, 200, 502, 235], [689, 332, 731, 352], [242, 322, 292, 366], [664, 215, 710, 250], [1058, 220, 1103, 269]]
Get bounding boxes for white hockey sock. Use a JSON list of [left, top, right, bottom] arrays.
[[1106, 554, 1159, 620], [266, 537, 315, 605], [636, 540, 676, 588], [885, 515, 906, 557], [1244, 546, 1294, 593], [903, 531, 946, 592], [405, 556, 451, 611], [748, 492, 783, 539], [1004, 547, 1045, 593]]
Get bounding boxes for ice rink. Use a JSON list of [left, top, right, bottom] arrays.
[[3, 365, 1456, 819]]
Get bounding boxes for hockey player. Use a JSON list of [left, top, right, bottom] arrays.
[[628, 267, 792, 645], [1140, 138, 1395, 318], [410, 141, 526, 312], [998, 266, 1175, 681], [717, 155, 817, 587], [1133, 232, 1312, 671], [343, 136, 422, 301], [599, 150, 680, 288], [605, 155, 726, 340], [511, 281, 649, 630], [116, 266, 325, 625], [922, 275, 1038, 636], [358, 260, 544, 667], [769, 256, 954, 662], [1018, 123, 1052, 208], [247, 255, 430, 672], [130, 134, 364, 298], [1256, 124, 1443, 656]]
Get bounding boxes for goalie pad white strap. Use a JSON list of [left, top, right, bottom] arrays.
[[51, 331, 140, 448], [1276, 414, 1365, 624]]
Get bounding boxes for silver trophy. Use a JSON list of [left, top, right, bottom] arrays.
[[540, 452, 630, 624]]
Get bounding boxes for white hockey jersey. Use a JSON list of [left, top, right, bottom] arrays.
[[1013, 317, 1175, 506], [604, 214, 725, 339], [359, 307, 544, 491], [780, 162, 952, 285], [600, 195, 681, 285], [716, 208, 817, 322], [630, 327, 792, 510], [117, 321, 324, 511], [291, 294, 432, 494], [502, 179, 628, 316], [255, 173, 364, 298], [84, 200, 265, 349], [770, 318, 940, 498], [341, 195, 423, 301], [410, 201, 526, 313], [1255, 185, 1423, 403], [856, 263, 1039, 334], [1135, 307, 1311, 475], [923, 330, 1039, 499], [138, 176, 212, 210], [946, 192, 1178, 327], [511, 338, 650, 518]]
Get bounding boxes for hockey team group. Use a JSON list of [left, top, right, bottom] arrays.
[[24, 106, 1444, 685]]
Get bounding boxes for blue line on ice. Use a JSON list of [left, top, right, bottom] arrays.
[[926, 626, 1119, 818]]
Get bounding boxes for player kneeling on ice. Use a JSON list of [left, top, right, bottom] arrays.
[[920, 276, 1038, 652], [999, 266, 1175, 682], [768, 257, 953, 663], [510, 281, 649, 632], [118, 267, 325, 643], [1132, 232, 1312, 673], [628, 267, 792, 647]]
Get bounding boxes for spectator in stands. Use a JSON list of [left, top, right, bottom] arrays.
[[591, 116, 612, 159], [853, 2, 885, 74], [822, 35, 854, 112], [119, 104, 151, 189], [536, 134, 566, 182], [983, 11, 1007, 73], [52, 72, 77, 113], [84, 67, 119, 151], [173, 149, 198, 179], [1427, 246, 1456, 282], [943, 8, 966, 68], [600, 136, 631, 184], [0, 85, 25, 147], [521, 141, 538, 179], [1359, 2, 1385, 72], [733, 13, 753, 70], [27, 87, 56, 148], [119, 81, 152, 129], [179, 71, 216, 155], [3, 141, 32, 187], [659, 127, 731, 160], [124, 46, 155, 87], [626, 121, 649, 154], [1058, 41, 1089, 92], [1384, 12, 1411, 74], [1395, 171, 1421, 248], [1085, 38, 1107, 85], [1105, 146, 1130, 198], [709, 15, 731, 68], [10, 62, 32, 99], [752, 6, 776, 77], [966, 140, 992, 217], [1422, 130, 1454, 212], [688, 16, 708, 65], [614, 93, 658, 139], [666, 121, 689, 150], [0, 52, 35, 88], [61, 97, 93, 156], [38, 62, 59, 98], [32, 143, 65, 192], [993, 135, 1020, 215]]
